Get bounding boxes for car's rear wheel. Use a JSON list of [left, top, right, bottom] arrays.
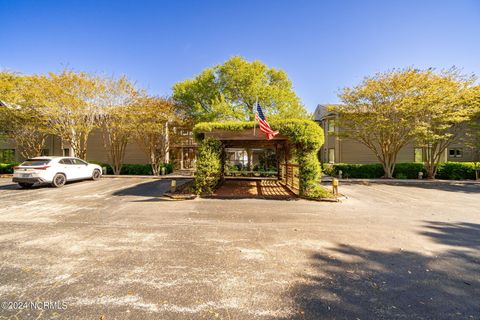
[[52, 173, 66, 188], [92, 169, 101, 181], [18, 182, 34, 189]]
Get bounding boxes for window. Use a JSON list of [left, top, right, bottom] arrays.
[[0, 149, 15, 163], [73, 158, 87, 165], [59, 159, 73, 165], [21, 159, 51, 166], [414, 148, 423, 163], [448, 148, 462, 158], [63, 148, 70, 156], [327, 119, 335, 133], [328, 148, 335, 163], [41, 149, 50, 156]]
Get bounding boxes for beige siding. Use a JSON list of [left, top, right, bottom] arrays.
[[86, 129, 150, 164]]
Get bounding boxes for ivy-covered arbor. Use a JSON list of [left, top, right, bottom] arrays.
[[192, 119, 327, 199]]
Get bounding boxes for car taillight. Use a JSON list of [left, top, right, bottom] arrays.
[[13, 166, 19, 170], [34, 166, 50, 170]]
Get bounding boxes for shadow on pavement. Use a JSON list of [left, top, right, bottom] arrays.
[[286, 222, 480, 319], [420, 221, 480, 250], [0, 183, 22, 190], [112, 179, 190, 199], [365, 182, 480, 194]]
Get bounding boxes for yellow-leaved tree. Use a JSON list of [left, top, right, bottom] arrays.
[[32, 70, 105, 160]]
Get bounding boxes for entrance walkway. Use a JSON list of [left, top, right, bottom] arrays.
[[213, 179, 296, 200]]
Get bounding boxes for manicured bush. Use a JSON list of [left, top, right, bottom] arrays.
[[323, 162, 476, 180], [0, 163, 18, 174], [194, 138, 222, 194], [393, 163, 426, 179], [436, 162, 477, 180], [325, 163, 384, 179], [120, 164, 152, 175], [88, 161, 173, 175]]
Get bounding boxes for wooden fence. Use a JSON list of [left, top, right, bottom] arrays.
[[280, 163, 300, 195]]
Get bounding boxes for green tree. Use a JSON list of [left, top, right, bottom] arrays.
[[414, 70, 478, 179], [336, 69, 431, 178], [130, 96, 177, 175], [32, 70, 105, 160], [0, 72, 50, 159], [463, 97, 480, 180], [99, 76, 140, 175], [173, 56, 308, 122]]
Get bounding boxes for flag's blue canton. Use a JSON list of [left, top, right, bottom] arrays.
[[257, 103, 266, 120]]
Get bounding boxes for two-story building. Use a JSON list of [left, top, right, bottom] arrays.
[[314, 104, 476, 164]]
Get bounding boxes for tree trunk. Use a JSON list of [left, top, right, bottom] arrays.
[[381, 161, 394, 179]]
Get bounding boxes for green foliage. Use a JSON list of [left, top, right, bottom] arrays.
[[194, 120, 325, 198], [303, 185, 335, 199], [336, 67, 478, 179], [324, 163, 385, 179], [88, 162, 173, 175], [0, 163, 19, 174], [193, 119, 324, 151], [323, 162, 476, 180], [436, 162, 477, 180], [394, 163, 427, 179], [120, 164, 152, 175], [194, 138, 223, 194], [298, 150, 322, 196], [173, 56, 309, 122]]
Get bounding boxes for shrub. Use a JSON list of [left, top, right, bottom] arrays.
[[326, 163, 384, 179], [394, 163, 426, 179], [120, 164, 152, 175], [437, 162, 476, 180], [194, 138, 222, 194], [303, 184, 334, 199], [0, 163, 18, 174], [323, 162, 475, 180], [87, 161, 173, 175]]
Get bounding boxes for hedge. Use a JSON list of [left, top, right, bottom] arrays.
[[436, 162, 478, 180], [0, 163, 18, 174], [89, 162, 173, 175], [323, 162, 478, 180]]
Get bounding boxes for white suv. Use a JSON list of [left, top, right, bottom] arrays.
[[13, 157, 102, 188]]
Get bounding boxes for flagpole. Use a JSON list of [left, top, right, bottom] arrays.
[[253, 97, 258, 136]]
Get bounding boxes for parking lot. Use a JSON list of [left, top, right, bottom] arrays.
[[0, 177, 479, 319]]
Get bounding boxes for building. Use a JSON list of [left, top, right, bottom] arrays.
[[314, 104, 476, 164], [0, 126, 198, 171]]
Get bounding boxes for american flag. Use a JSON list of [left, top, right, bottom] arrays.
[[255, 103, 279, 140]]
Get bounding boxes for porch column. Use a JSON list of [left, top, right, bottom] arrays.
[[180, 148, 184, 170], [247, 148, 253, 171]]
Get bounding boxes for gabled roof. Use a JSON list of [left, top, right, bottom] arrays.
[[313, 104, 342, 121]]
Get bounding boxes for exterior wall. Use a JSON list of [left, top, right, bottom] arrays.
[[314, 104, 475, 165], [337, 139, 416, 164], [0, 135, 63, 162], [86, 129, 150, 164], [0, 127, 197, 169]]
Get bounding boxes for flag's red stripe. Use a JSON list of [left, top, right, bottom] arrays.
[[255, 112, 279, 139]]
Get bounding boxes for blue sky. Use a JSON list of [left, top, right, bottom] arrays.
[[1, 0, 479, 112]]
